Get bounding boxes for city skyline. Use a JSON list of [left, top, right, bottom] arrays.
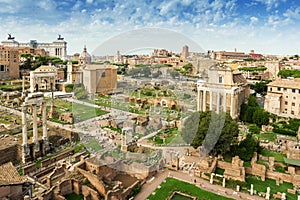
[[0, 0, 300, 55]]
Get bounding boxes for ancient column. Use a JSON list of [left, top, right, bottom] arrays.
[[22, 105, 28, 163], [216, 92, 220, 113], [210, 173, 214, 184], [209, 92, 213, 110], [230, 93, 234, 117], [197, 89, 201, 111], [42, 102, 49, 154], [32, 104, 39, 154], [203, 90, 206, 111], [266, 187, 270, 200], [223, 92, 227, 112], [222, 177, 226, 187], [250, 184, 254, 195]]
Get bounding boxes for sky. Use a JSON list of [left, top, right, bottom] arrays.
[[0, 0, 299, 56]]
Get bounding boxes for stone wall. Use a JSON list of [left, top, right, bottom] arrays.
[[76, 167, 108, 196], [0, 144, 19, 165], [0, 185, 23, 200], [22, 163, 37, 175], [41, 149, 74, 168]]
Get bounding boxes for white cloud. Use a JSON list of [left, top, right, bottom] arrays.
[[250, 16, 259, 24], [86, 0, 93, 3], [254, 0, 286, 11], [283, 7, 300, 20]]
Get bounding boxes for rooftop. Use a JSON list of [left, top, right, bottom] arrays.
[[267, 78, 300, 90], [0, 162, 23, 186]]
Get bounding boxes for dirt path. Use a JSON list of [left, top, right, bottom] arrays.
[[134, 169, 265, 200]]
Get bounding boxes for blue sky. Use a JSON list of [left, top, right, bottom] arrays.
[[0, 0, 299, 55]]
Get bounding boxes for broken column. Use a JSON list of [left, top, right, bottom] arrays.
[[266, 187, 270, 200], [21, 104, 29, 163], [210, 173, 214, 184], [250, 184, 254, 195], [222, 177, 226, 188]]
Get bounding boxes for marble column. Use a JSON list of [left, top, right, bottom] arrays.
[[230, 93, 234, 117], [42, 102, 49, 154], [22, 105, 28, 163], [217, 92, 220, 113], [203, 90, 206, 111], [210, 92, 213, 110], [22, 105, 28, 146], [32, 105, 39, 153], [223, 92, 227, 112]]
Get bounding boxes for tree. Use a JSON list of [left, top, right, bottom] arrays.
[[233, 134, 260, 161], [248, 124, 260, 134], [181, 111, 239, 156], [252, 108, 269, 127], [250, 80, 271, 95]]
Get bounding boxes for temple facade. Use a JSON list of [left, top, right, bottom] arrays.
[[197, 64, 250, 119]]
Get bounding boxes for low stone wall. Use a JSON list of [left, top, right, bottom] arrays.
[[0, 144, 19, 165], [216, 160, 232, 169], [22, 163, 37, 175], [41, 149, 74, 168]]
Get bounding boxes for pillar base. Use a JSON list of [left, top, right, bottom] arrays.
[[22, 144, 31, 164]]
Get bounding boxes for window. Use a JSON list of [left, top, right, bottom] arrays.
[[293, 97, 296, 100], [219, 76, 223, 83], [270, 87, 272, 91], [277, 87, 281, 91], [285, 101, 288, 105], [286, 96, 288, 98], [284, 88, 287, 91], [101, 72, 106, 77], [292, 89, 296, 93], [292, 102, 295, 106], [291, 111, 295, 115]]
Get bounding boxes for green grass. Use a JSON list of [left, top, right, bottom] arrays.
[[84, 139, 102, 152], [51, 99, 109, 123], [64, 192, 84, 200], [254, 132, 276, 142], [147, 178, 232, 200], [246, 175, 296, 200], [215, 167, 225, 175], [261, 149, 286, 163], [149, 127, 179, 145]]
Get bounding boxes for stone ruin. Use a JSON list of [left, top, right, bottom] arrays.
[[223, 156, 245, 182], [59, 112, 73, 124], [21, 93, 50, 163]]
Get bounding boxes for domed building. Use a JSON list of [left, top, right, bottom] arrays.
[[79, 45, 91, 65]]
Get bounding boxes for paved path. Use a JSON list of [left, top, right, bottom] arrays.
[[135, 169, 265, 200]]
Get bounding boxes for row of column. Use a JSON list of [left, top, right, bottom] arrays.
[[197, 89, 237, 117], [55, 48, 62, 56], [22, 102, 49, 163]]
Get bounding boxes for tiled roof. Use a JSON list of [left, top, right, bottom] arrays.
[[0, 162, 23, 186]]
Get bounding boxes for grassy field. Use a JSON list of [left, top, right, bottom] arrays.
[[246, 175, 296, 200], [254, 132, 276, 142], [51, 99, 109, 123], [84, 138, 102, 152], [149, 127, 179, 145], [260, 149, 286, 163], [147, 178, 232, 200]]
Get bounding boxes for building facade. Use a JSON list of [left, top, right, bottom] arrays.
[[197, 65, 250, 119], [82, 64, 117, 94], [0, 46, 19, 80], [264, 78, 300, 118], [1, 35, 67, 60], [30, 65, 61, 92]]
